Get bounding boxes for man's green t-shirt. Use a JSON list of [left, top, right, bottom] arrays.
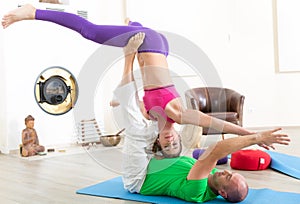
[[140, 156, 218, 202]]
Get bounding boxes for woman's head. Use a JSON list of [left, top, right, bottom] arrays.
[[152, 127, 182, 158]]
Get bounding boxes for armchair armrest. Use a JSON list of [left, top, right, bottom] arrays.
[[226, 91, 245, 126], [185, 91, 200, 110]]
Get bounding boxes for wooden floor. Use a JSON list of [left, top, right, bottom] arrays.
[[1, 126, 300, 204]]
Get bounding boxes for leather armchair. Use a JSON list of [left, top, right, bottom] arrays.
[[185, 87, 245, 138]]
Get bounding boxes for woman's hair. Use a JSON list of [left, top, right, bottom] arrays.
[[152, 134, 182, 158]]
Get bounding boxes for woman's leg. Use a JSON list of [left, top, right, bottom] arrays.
[[2, 4, 168, 54], [35, 9, 145, 47], [166, 99, 254, 136], [35, 9, 168, 54]]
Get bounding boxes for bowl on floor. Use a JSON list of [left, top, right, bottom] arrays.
[[100, 135, 121, 147]]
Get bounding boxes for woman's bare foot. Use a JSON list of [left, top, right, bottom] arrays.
[[123, 32, 145, 55], [124, 17, 130, 25], [2, 4, 36, 29]]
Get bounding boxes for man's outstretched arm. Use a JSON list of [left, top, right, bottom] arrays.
[[187, 128, 290, 180]]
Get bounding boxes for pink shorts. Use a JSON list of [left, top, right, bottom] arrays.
[[143, 85, 180, 123]]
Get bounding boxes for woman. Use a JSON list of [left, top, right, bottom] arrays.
[[2, 4, 255, 158]]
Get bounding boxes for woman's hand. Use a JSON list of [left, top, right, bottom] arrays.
[[256, 128, 290, 149]]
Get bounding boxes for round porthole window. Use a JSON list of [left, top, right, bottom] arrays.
[[34, 66, 79, 115]]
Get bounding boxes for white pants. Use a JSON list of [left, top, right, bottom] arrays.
[[113, 82, 157, 193]]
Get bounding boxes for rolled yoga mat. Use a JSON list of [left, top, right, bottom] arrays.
[[267, 150, 300, 179]]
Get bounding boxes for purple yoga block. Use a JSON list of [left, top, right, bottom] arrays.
[[192, 148, 228, 165]]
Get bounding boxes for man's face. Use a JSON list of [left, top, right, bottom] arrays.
[[212, 170, 248, 202], [212, 170, 245, 190]]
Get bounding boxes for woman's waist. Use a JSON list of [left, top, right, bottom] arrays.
[[144, 84, 174, 91]]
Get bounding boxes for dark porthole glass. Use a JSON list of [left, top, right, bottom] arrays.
[[40, 76, 69, 105], [34, 66, 78, 115]]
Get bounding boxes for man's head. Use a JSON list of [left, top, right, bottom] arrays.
[[210, 170, 248, 202], [25, 115, 35, 129]]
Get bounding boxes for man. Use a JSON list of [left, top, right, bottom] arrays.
[[114, 34, 291, 203]]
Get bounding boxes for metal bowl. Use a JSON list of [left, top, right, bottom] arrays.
[[100, 135, 121, 147]]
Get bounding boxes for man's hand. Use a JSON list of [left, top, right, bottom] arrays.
[[256, 128, 290, 149]]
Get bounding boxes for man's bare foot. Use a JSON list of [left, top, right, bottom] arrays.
[[123, 32, 145, 55], [2, 4, 36, 29]]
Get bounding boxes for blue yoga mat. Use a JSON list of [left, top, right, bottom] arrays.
[[76, 176, 300, 204], [267, 151, 300, 179]]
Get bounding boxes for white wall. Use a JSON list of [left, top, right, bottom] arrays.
[[1, 0, 300, 153], [0, 4, 8, 153], [126, 0, 300, 127], [0, 0, 124, 153], [224, 0, 300, 127]]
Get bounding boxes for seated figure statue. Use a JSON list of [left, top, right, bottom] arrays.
[[21, 115, 45, 157]]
